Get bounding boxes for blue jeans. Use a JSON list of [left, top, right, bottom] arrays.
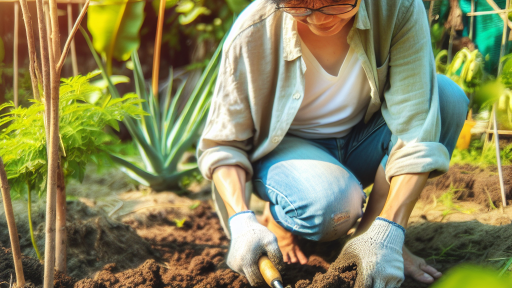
[[252, 74, 469, 242]]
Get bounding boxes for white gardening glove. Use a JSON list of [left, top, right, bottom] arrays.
[[227, 211, 284, 286], [338, 217, 405, 288]]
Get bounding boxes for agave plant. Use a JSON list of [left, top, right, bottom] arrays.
[[81, 27, 223, 191]]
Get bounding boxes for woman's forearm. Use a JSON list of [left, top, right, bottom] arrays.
[[212, 165, 249, 217], [355, 167, 429, 236], [379, 172, 429, 227]]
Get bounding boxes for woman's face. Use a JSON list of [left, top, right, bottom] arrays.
[[287, 0, 361, 36]]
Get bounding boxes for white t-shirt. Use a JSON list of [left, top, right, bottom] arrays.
[[288, 39, 372, 139]]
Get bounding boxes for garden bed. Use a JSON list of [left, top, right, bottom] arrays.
[[1, 164, 512, 288]]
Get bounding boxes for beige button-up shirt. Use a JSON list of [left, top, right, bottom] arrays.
[[198, 0, 449, 185]]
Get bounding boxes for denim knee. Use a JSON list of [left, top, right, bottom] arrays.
[[259, 171, 365, 242], [437, 74, 469, 156]]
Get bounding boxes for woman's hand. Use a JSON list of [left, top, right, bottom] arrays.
[[261, 203, 308, 265]]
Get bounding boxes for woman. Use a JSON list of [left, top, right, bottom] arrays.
[[197, 0, 468, 286]]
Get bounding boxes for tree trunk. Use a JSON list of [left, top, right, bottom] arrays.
[[0, 157, 25, 287], [55, 161, 67, 274], [43, 0, 61, 286]]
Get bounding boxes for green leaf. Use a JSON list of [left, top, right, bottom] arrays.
[[189, 201, 200, 210], [152, 0, 179, 12], [178, 6, 210, 25], [90, 75, 130, 89], [87, 0, 145, 74], [107, 119, 120, 131], [431, 265, 512, 288], [175, 0, 194, 13], [225, 0, 250, 14], [173, 218, 186, 228]]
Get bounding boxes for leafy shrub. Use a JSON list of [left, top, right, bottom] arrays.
[[0, 71, 145, 197]]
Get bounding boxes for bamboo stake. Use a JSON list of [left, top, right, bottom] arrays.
[[484, 0, 512, 30], [67, 3, 78, 76], [0, 157, 25, 288], [493, 0, 510, 208], [469, 0, 475, 40], [152, 0, 166, 98], [19, 0, 42, 101], [14, 2, 19, 108]]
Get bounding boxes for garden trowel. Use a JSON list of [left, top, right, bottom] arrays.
[[258, 256, 284, 288]]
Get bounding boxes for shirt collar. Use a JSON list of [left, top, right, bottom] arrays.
[[282, 0, 370, 62]]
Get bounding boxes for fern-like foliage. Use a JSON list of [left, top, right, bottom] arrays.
[[0, 71, 146, 197]]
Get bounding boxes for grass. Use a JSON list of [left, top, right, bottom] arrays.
[[450, 140, 512, 167], [499, 258, 512, 276], [426, 243, 458, 261], [437, 185, 476, 220], [484, 187, 498, 209]]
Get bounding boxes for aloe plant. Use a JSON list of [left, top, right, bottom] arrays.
[[81, 27, 223, 191]]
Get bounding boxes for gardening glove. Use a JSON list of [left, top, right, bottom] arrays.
[[338, 217, 405, 288], [227, 211, 284, 286]]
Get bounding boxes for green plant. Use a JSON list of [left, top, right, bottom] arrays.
[[0, 71, 145, 257], [173, 218, 186, 228], [436, 48, 485, 93], [82, 27, 223, 191], [431, 264, 512, 288], [436, 186, 474, 220], [426, 243, 457, 261], [87, 0, 145, 75]]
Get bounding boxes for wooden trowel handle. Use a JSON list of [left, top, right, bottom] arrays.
[[258, 256, 282, 287]]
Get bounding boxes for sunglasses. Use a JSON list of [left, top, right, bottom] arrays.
[[277, 0, 359, 17]]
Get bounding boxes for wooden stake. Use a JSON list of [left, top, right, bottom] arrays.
[[19, 0, 42, 101], [152, 0, 166, 98], [490, 0, 510, 208], [0, 157, 25, 288], [67, 3, 78, 76], [14, 2, 19, 108], [469, 0, 475, 40]]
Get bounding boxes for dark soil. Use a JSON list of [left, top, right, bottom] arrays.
[[420, 164, 512, 208], [1, 164, 512, 287], [401, 221, 512, 288]]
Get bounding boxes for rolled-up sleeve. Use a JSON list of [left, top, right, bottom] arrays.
[[382, 0, 450, 182], [197, 42, 255, 181]]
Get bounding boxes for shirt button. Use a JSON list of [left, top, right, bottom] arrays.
[[272, 137, 280, 143], [293, 93, 301, 100]]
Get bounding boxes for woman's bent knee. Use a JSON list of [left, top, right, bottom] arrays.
[[278, 174, 366, 242]]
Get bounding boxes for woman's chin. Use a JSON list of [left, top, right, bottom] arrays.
[[308, 22, 344, 36]]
